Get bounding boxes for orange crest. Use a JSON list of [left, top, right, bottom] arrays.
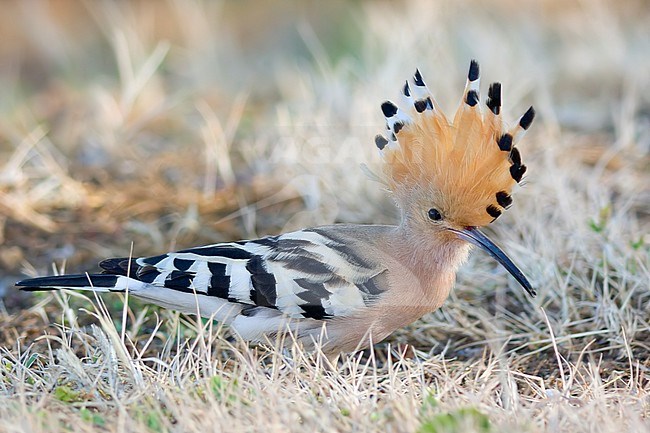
[[375, 61, 535, 227]]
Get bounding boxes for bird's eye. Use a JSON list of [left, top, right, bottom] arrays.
[[428, 208, 443, 221]]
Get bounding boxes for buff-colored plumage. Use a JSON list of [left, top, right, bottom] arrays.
[[377, 61, 534, 227]]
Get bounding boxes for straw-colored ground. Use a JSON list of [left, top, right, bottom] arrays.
[[1, 1, 649, 432]]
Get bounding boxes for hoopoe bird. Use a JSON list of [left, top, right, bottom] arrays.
[[17, 61, 535, 356]]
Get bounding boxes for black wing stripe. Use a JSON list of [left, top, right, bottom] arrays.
[[294, 278, 331, 300], [207, 262, 230, 298], [306, 228, 375, 269], [293, 279, 332, 319], [299, 304, 330, 320], [141, 254, 168, 266], [173, 258, 194, 271], [246, 256, 277, 307], [280, 256, 332, 276], [255, 237, 322, 262], [137, 266, 160, 284], [356, 270, 388, 297], [165, 271, 194, 291], [178, 246, 252, 259], [252, 236, 315, 250]]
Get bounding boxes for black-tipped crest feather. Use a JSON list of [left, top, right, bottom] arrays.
[[413, 69, 425, 86], [466, 90, 479, 107], [381, 101, 398, 117], [519, 106, 536, 130], [468, 60, 480, 81], [376, 60, 535, 227], [486, 82, 502, 115]]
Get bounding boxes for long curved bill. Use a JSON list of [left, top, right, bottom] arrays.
[[451, 227, 536, 297]]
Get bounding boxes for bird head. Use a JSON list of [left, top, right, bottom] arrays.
[[375, 60, 536, 296]]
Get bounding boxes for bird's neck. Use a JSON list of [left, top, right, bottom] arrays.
[[389, 222, 471, 299], [395, 223, 470, 268]]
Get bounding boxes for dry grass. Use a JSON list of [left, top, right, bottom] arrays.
[[1, 1, 649, 432]]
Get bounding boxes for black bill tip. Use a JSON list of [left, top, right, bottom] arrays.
[[451, 227, 536, 297]]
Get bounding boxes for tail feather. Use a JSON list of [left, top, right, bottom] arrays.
[[17, 274, 122, 292]]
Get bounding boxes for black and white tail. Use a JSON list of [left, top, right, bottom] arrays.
[[16, 274, 141, 292]]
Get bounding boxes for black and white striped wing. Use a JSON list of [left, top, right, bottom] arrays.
[[101, 228, 388, 320]]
